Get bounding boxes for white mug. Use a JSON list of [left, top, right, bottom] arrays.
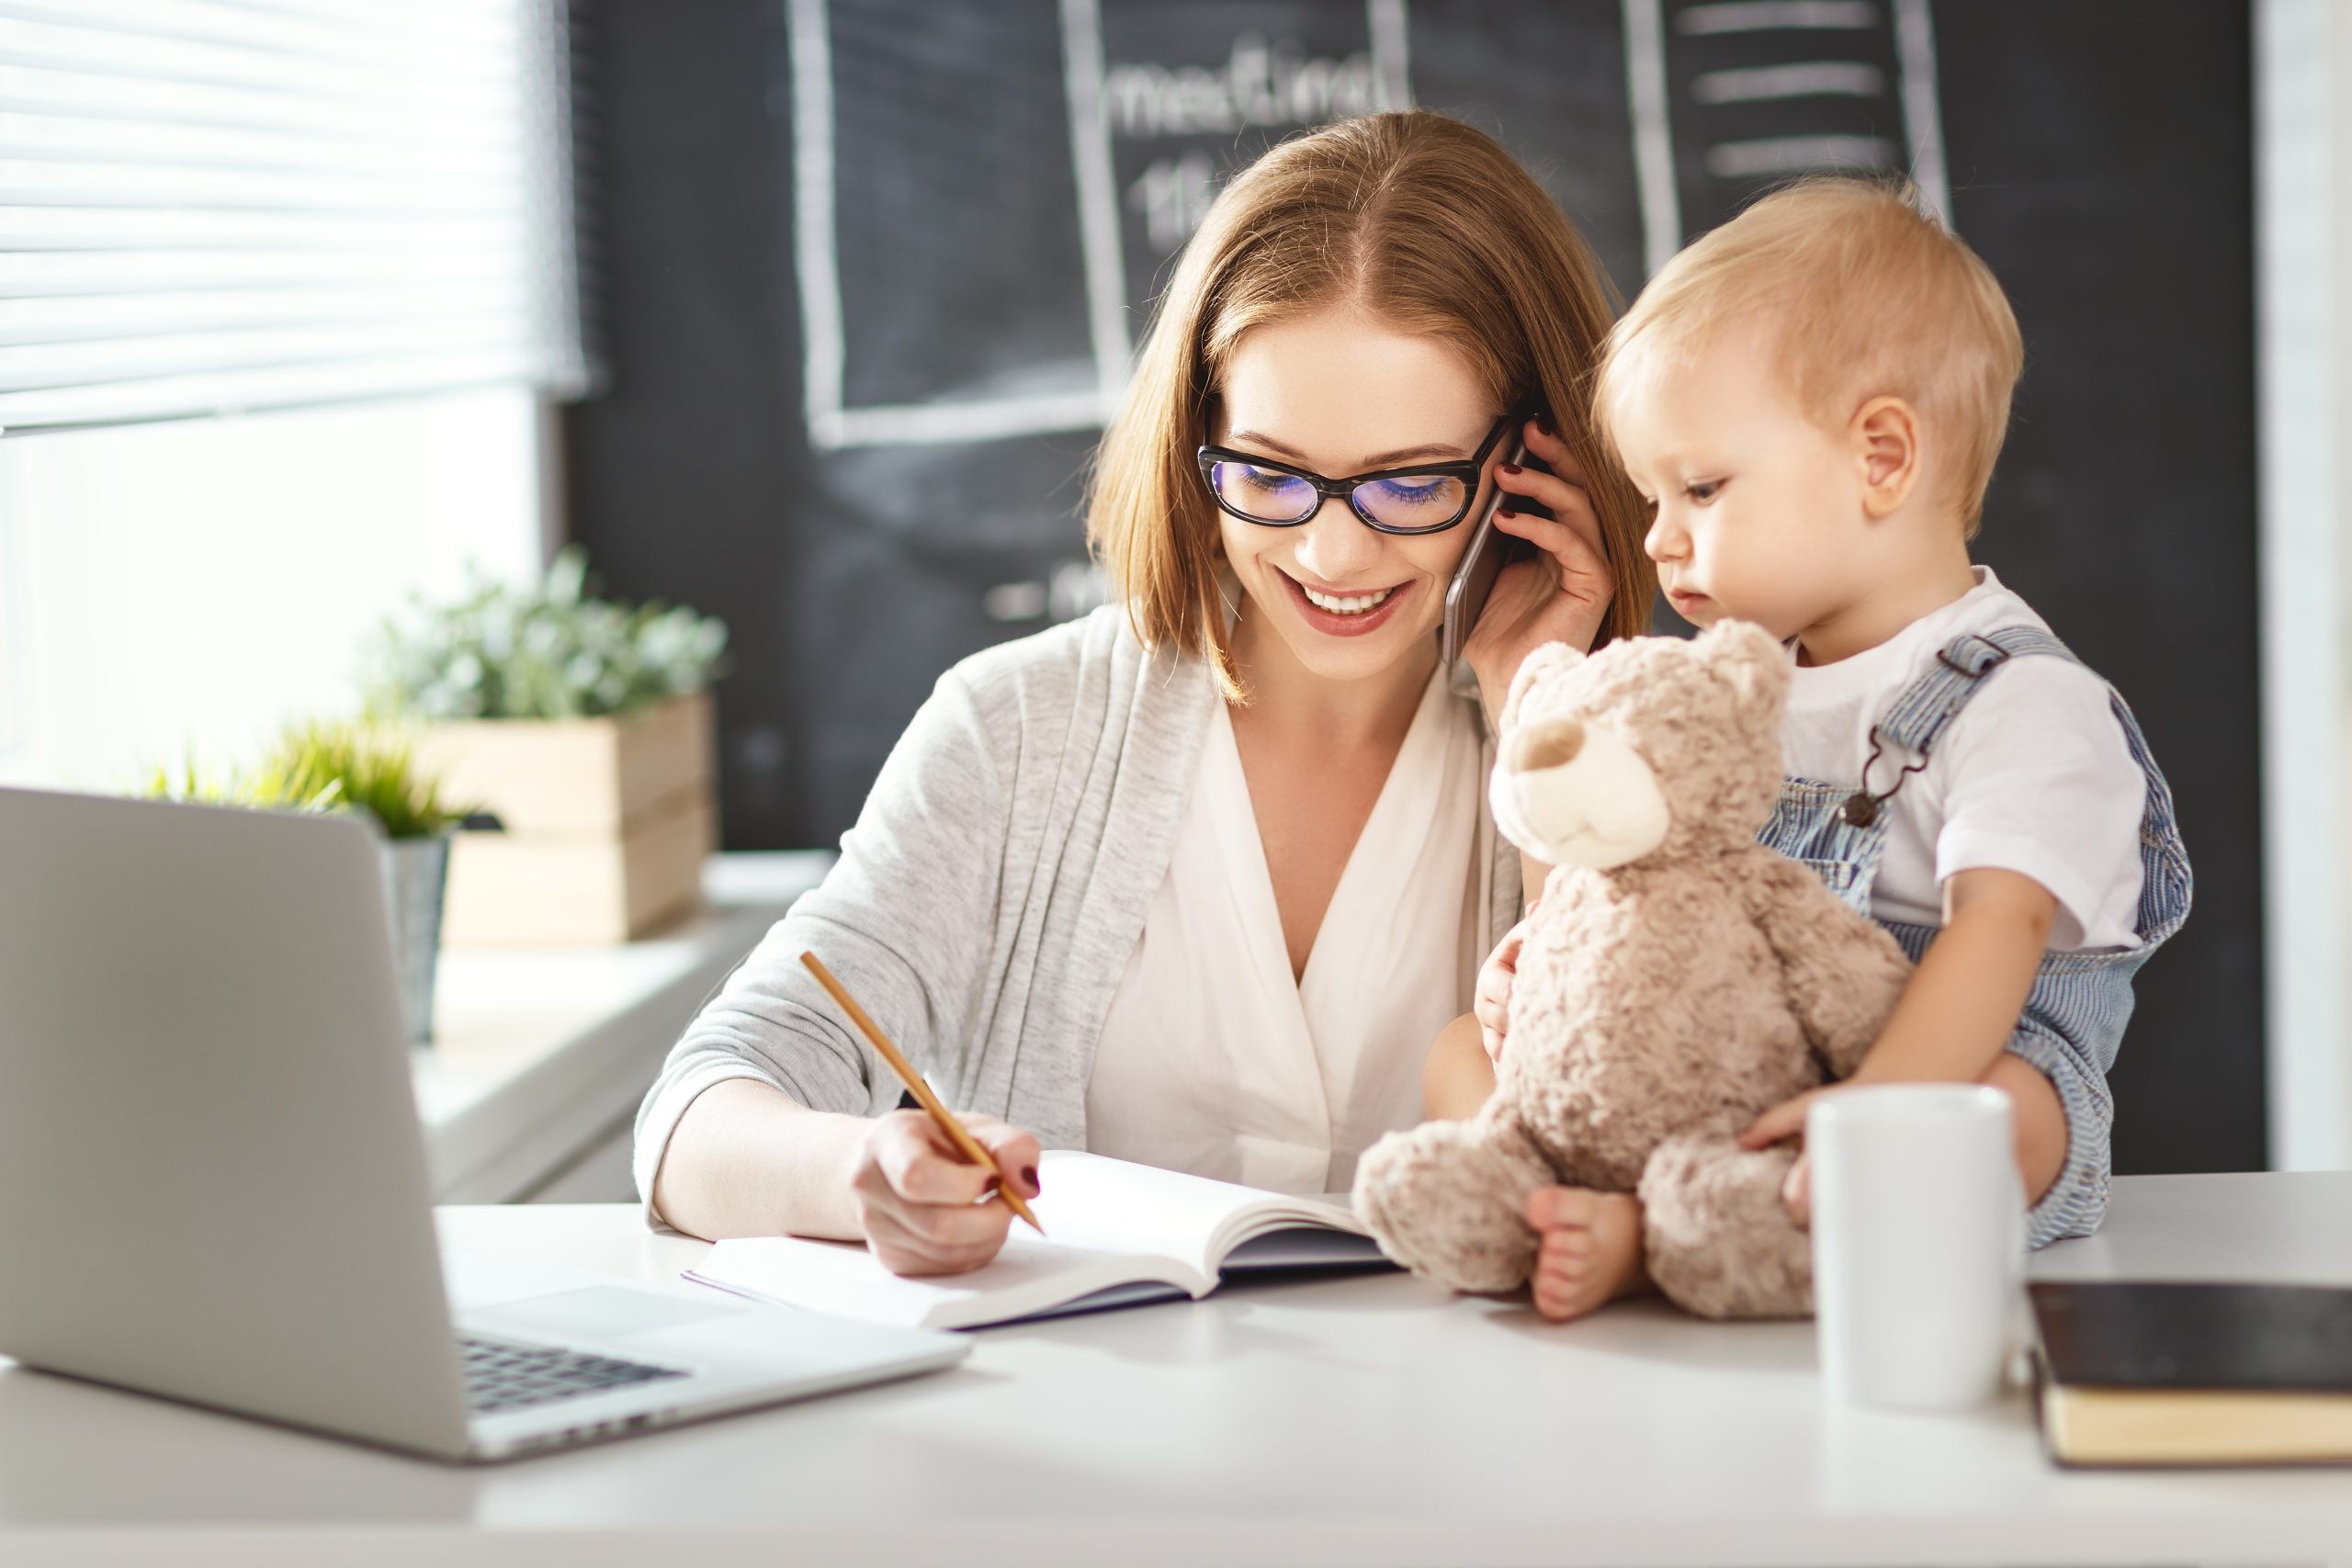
[[1808, 1084, 2025, 1411]]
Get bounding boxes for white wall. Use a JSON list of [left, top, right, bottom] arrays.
[[0, 387, 547, 795], [2257, 0, 2352, 1170]]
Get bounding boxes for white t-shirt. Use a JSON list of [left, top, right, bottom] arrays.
[[1086, 661, 1487, 1195], [1781, 566, 2146, 952]]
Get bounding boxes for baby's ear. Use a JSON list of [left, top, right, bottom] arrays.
[[1696, 620, 1791, 714], [1499, 642, 1587, 737]]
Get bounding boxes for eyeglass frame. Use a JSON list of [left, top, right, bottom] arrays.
[[1194, 405, 1531, 536]]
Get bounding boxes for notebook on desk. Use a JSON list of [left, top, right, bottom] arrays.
[[684, 1149, 1395, 1330], [2029, 1280, 2352, 1468]]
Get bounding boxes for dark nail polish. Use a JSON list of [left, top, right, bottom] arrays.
[[1499, 462, 1522, 476], [1023, 1165, 1041, 1194], [1497, 510, 1516, 522], [1537, 415, 1555, 434]]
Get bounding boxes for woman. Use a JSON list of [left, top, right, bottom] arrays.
[[637, 109, 1656, 1274]]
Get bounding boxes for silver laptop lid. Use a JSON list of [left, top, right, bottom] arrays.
[[0, 787, 470, 1456]]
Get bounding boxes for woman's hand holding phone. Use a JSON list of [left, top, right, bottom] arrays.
[[1459, 414, 1616, 728]]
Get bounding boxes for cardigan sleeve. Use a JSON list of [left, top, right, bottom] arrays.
[[630, 665, 1009, 1226]]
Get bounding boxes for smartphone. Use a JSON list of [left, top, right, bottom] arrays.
[[1440, 437, 1550, 684]]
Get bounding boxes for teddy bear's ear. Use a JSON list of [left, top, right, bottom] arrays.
[[1499, 641, 1587, 736], [1696, 619, 1791, 714]]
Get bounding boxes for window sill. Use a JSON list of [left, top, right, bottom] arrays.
[[413, 850, 831, 1202]]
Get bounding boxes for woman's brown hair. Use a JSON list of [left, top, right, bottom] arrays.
[[1085, 108, 1657, 697]]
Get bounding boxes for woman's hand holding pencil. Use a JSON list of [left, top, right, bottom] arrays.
[[802, 952, 1046, 1278], [847, 1111, 1044, 1276]]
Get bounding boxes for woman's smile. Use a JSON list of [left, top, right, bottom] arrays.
[[1278, 567, 1417, 637]]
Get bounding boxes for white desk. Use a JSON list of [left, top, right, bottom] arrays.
[[5, 1173, 2352, 1567]]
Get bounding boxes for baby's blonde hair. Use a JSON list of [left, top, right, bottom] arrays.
[[1596, 177, 2023, 536]]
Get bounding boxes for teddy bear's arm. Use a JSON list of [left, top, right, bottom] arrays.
[[1741, 852, 1912, 1078]]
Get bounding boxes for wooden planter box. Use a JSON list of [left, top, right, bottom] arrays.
[[418, 690, 718, 945]]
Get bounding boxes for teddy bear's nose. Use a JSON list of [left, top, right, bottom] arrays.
[[1511, 716, 1585, 771]]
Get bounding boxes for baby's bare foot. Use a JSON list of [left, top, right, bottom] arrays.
[[1525, 1186, 1649, 1322]]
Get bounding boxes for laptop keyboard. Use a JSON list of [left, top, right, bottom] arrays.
[[458, 1335, 687, 1416]]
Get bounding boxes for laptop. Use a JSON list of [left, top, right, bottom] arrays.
[[0, 785, 968, 1461]]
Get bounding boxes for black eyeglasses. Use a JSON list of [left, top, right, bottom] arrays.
[[1196, 409, 1522, 536]]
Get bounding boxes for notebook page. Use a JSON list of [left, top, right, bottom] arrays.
[[1029, 1151, 1363, 1275], [688, 1228, 1205, 1331]]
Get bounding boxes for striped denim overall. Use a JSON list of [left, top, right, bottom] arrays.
[[1757, 627, 2193, 1249]]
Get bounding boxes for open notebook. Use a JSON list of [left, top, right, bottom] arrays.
[[683, 1149, 1394, 1329]]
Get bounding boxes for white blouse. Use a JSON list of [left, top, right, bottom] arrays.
[[1086, 660, 1488, 1195]]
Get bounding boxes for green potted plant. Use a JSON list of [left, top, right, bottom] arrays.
[[265, 721, 467, 1043], [366, 547, 729, 945], [137, 724, 467, 1043]]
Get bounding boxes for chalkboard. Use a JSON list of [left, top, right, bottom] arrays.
[[568, 0, 2260, 1175]]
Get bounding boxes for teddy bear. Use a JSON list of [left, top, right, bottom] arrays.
[[1352, 621, 1913, 1319]]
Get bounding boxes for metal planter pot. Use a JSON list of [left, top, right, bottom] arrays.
[[378, 831, 451, 1043]]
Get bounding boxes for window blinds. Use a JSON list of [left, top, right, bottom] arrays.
[[0, 0, 589, 433]]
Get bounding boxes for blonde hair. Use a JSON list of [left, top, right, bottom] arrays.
[[1084, 109, 1657, 698], [1597, 177, 2023, 536]]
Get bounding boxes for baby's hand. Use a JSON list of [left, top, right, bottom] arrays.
[[1781, 1150, 1812, 1229], [1737, 1088, 1825, 1151], [1476, 902, 1538, 1064], [1741, 1089, 1825, 1229]]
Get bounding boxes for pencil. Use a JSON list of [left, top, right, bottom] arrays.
[[798, 951, 1046, 1236]]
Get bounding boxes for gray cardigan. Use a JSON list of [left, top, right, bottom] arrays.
[[631, 604, 1521, 1213]]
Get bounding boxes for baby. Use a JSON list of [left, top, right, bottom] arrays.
[[1439, 178, 2192, 1321]]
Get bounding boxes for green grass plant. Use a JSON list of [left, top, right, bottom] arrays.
[[132, 722, 464, 840]]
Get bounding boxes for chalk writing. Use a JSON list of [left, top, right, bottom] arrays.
[[1104, 34, 1393, 139], [1125, 151, 1218, 254]]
